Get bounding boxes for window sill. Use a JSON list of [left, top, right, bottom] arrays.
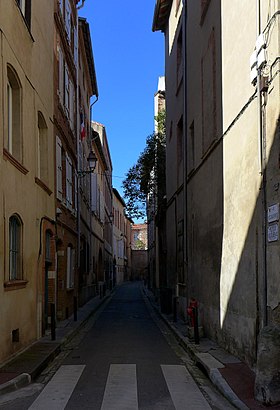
[[35, 177, 52, 196], [4, 280, 28, 291], [3, 149, 29, 175]]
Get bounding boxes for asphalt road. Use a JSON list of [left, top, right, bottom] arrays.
[[0, 282, 234, 409]]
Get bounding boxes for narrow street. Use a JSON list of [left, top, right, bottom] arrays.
[[0, 282, 234, 410]]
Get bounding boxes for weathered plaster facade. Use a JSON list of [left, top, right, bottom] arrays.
[[154, 0, 280, 366], [0, 0, 54, 361]]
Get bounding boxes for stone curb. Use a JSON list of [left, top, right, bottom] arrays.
[[144, 289, 249, 410], [0, 293, 112, 397], [0, 373, 31, 396], [210, 368, 249, 410]]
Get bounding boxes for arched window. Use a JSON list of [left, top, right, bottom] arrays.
[[9, 215, 22, 280], [38, 112, 48, 183], [6, 65, 22, 162]]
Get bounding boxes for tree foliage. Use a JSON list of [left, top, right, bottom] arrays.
[[122, 110, 166, 219]]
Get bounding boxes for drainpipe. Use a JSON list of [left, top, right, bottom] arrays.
[[256, 0, 268, 326], [76, 1, 86, 292], [89, 97, 98, 279], [182, 0, 188, 302]]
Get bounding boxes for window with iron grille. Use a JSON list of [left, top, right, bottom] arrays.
[[9, 215, 22, 280]]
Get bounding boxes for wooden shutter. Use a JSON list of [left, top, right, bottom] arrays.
[[56, 136, 63, 199]]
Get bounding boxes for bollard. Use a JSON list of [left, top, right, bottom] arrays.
[[173, 296, 178, 322], [73, 296, 77, 321], [51, 303, 56, 341], [193, 305, 199, 344]]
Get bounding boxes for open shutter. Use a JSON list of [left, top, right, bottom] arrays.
[[65, 0, 71, 41]]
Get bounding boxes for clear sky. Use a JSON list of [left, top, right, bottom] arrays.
[[79, 1, 164, 206]]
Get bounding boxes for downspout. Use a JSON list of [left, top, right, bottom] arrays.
[[182, 0, 188, 300], [76, 1, 86, 292], [89, 97, 98, 278], [256, 0, 268, 326]]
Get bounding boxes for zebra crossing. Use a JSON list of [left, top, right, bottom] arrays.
[[28, 364, 211, 410]]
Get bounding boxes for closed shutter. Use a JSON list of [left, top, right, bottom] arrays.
[[66, 154, 73, 208], [58, 46, 64, 104], [69, 79, 74, 130], [56, 136, 63, 200], [100, 192, 105, 223], [74, 25, 78, 66], [91, 173, 98, 213], [64, 65, 69, 115]]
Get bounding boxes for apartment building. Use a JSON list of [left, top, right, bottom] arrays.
[[112, 188, 126, 285], [77, 17, 99, 306], [153, 0, 280, 368], [54, 0, 79, 322], [91, 122, 113, 292], [0, 0, 55, 361], [147, 77, 166, 291]]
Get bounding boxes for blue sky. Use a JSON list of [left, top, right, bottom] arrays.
[[79, 1, 164, 203]]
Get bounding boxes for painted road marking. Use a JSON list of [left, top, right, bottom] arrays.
[[28, 365, 85, 410], [101, 364, 138, 410], [161, 364, 211, 409]]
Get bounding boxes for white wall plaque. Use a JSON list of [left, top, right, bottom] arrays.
[[268, 223, 279, 242], [268, 203, 279, 223]]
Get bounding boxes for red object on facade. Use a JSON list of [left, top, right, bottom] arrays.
[[187, 298, 198, 327]]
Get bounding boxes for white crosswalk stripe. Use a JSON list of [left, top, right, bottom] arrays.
[[161, 365, 212, 409], [101, 364, 138, 410], [28, 363, 211, 409], [28, 365, 85, 410]]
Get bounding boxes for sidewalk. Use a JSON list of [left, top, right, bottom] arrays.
[[0, 284, 280, 410], [143, 287, 280, 410], [0, 292, 111, 396]]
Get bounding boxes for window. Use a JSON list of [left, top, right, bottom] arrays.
[[6, 66, 22, 162], [177, 117, 183, 164], [37, 112, 48, 183], [9, 215, 22, 280], [45, 231, 52, 263], [188, 121, 195, 172], [177, 28, 183, 86], [16, 0, 31, 29], [67, 245, 75, 288], [201, 29, 217, 153]]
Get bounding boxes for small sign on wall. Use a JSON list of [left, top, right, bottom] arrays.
[[268, 223, 279, 242], [267, 203, 279, 223]]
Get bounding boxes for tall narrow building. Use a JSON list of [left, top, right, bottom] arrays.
[[0, 0, 55, 361]]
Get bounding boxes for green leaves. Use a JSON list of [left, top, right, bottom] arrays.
[[122, 111, 166, 219]]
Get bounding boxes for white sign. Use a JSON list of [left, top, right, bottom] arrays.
[[268, 203, 279, 223], [268, 223, 279, 242]]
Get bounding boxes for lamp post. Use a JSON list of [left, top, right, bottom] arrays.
[[77, 150, 97, 177]]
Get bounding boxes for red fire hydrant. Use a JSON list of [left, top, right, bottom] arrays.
[[187, 297, 198, 327]]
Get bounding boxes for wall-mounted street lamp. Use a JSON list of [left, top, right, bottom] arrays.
[[77, 150, 97, 177]]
